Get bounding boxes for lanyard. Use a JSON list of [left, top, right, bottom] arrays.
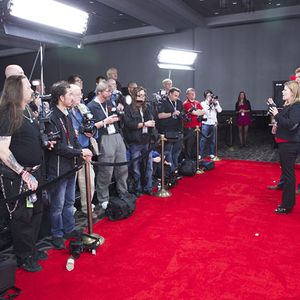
[[139, 107, 144, 123], [169, 99, 177, 111], [99, 102, 108, 118]]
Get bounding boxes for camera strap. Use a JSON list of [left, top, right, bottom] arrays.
[[168, 99, 176, 111], [59, 117, 71, 146], [99, 102, 116, 135]]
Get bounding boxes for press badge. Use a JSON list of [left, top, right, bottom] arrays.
[[107, 124, 116, 135], [142, 127, 148, 134]]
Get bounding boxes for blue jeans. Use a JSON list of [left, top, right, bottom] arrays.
[[200, 124, 216, 158], [49, 175, 76, 238], [130, 144, 153, 192], [165, 134, 183, 172]]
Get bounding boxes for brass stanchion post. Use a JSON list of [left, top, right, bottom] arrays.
[[195, 126, 204, 174], [82, 162, 105, 253], [212, 123, 221, 161], [156, 134, 172, 197]]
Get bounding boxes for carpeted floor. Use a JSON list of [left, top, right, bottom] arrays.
[[15, 160, 300, 300]]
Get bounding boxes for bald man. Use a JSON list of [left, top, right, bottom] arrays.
[[5, 64, 24, 78]]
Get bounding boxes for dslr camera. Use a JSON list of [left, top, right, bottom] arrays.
[[69, 239, 84, 259], [110, 106, 125, 117], [79, 113, 97, 135]]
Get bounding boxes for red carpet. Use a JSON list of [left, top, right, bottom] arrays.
[[15, 160, 300, 300]]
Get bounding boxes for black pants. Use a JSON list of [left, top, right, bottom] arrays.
[[278, 142, 300, 210], [1, 176, 43, 260]]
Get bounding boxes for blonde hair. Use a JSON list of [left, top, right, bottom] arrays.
[[284, 80, 300, 106]]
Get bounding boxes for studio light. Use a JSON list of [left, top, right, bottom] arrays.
[[9, 0, 89, 34], [157, 48, 199, 71]]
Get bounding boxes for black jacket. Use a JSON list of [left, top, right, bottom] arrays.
[[275, 102, 300, 142], [123, 104, 154, 145], [45, 106, 82, 177]]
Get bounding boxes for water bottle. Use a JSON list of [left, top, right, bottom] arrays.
[[66, 256, 75, 271]]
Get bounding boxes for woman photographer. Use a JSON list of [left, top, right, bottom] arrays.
[[268, 81, 300, 214], [123, 87, 155, 196]]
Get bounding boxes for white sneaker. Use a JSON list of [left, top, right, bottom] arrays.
[[209, 154, 215, 159], [198, 155, 202, 160], [101, 201, 109, 210]]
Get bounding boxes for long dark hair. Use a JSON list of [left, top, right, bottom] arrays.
[[235, 91, 251, 111], [0, 75, 26, 134], [131, 86, 147, 112]]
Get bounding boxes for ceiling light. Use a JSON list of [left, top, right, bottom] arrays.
[[9, 0, 89, 34], [276, 3, 281, 6], [232, 2, 237, 4], [214, 12, 220, 15]]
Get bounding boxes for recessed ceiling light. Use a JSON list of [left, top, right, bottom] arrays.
[[119, 13, 124, 16], [214, 12, 219, 15], [276, 3, 281, 6], [232, 2, 237, 4], [89, 1, 94, 3]]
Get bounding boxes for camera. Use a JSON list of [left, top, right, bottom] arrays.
[[79, 113, 97, 135], [69, 239, 84, 259], [173, 111, 191, 122], [110, 106, 125, 117], [212, 95, 218, 100]]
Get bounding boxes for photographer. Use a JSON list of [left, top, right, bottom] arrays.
[[0, 75, 45, 272], [200, 90, 222, 160], [69, 84, 98, 220], [183, 88, 205, 159], [87, 80, 128, 208], [123, 86, 155, 196], [46, 81, 92, 250], [268, 81, 300, 214], [157, 87, 183, 173]]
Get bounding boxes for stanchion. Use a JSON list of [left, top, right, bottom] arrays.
[[82, 162, 105, 254], [212, 123, 221, 162], [195, 126, 204, 174], [156, 134, 172, 198], [227, 117, 234, 151]]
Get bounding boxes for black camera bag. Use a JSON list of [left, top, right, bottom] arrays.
[[178, 159, 196, 176], [105, 193, 136, 221], [0, 255, 20, 299]]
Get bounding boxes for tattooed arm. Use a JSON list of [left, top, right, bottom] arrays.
[[0, 136, 23, 174], [0, 136, 38, 190]]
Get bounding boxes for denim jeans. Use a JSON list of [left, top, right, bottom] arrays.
[[130, 143, 153, 193], [165, 134, 183, 172], [200, 124, 216, 158], [49, 175, 76, 238]]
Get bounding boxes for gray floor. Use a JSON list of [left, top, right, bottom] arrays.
[[216, 127, 280, 162]]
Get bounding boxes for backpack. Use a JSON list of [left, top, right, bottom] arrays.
[[178, 159, 197, 176], [0, 255, 21, 300], [105, 193, 136, 221]]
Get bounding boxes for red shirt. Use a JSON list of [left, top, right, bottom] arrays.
[[183, 99, 203, 128]]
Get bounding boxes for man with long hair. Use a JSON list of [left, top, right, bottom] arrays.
[[0, 75, 45, 272]]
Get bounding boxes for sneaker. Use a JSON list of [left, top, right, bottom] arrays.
[[63, 229, 83, 239], [52, 237, 66, 250], [209, 154, 215, 159], [34, 250, 48, 261], [101, 201, 109, 210], [76, 211, 98, 220], [18, 256, 42, 272]]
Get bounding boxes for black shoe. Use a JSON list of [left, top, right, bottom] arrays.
[[52, 237, 66, 249], [18, 256, 42, 272], [144, 190, 154, 196], [274, 207, 292, 214], [76, 211, 98, 220], [267, 185, 282, 190], [63, 229, 83, 239], [34, 250, 48, 261]]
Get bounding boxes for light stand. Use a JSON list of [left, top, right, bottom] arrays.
[[155, 134, 172, 198]]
